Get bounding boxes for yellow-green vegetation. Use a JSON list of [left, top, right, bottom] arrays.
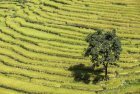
[[0, 0, 140, 94]]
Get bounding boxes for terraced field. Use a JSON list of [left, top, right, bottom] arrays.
[[0, 0, 140, 94]]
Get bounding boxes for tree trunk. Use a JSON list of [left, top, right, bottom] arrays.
[[104, 63, 108, 81], [91, 63, 95, 70]]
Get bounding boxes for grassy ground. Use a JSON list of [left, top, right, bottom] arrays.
[[0, 0, 140, 94]]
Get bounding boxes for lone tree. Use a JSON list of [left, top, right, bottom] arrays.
[[84, 29, 122, 80]]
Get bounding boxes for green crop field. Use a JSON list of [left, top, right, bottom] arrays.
[[0, 0, 140, 94]]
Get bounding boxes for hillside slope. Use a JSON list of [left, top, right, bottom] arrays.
[[0, 0, 140, 94]]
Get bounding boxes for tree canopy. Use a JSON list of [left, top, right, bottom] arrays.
[[84, 29, 122, 80]]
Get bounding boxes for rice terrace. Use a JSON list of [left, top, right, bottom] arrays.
[[0, 0, 140, 94]]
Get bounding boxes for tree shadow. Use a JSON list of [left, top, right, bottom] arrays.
[[68, 64, 104, 84]]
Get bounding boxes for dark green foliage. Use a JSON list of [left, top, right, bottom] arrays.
[[85, 29, 122, 80]]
